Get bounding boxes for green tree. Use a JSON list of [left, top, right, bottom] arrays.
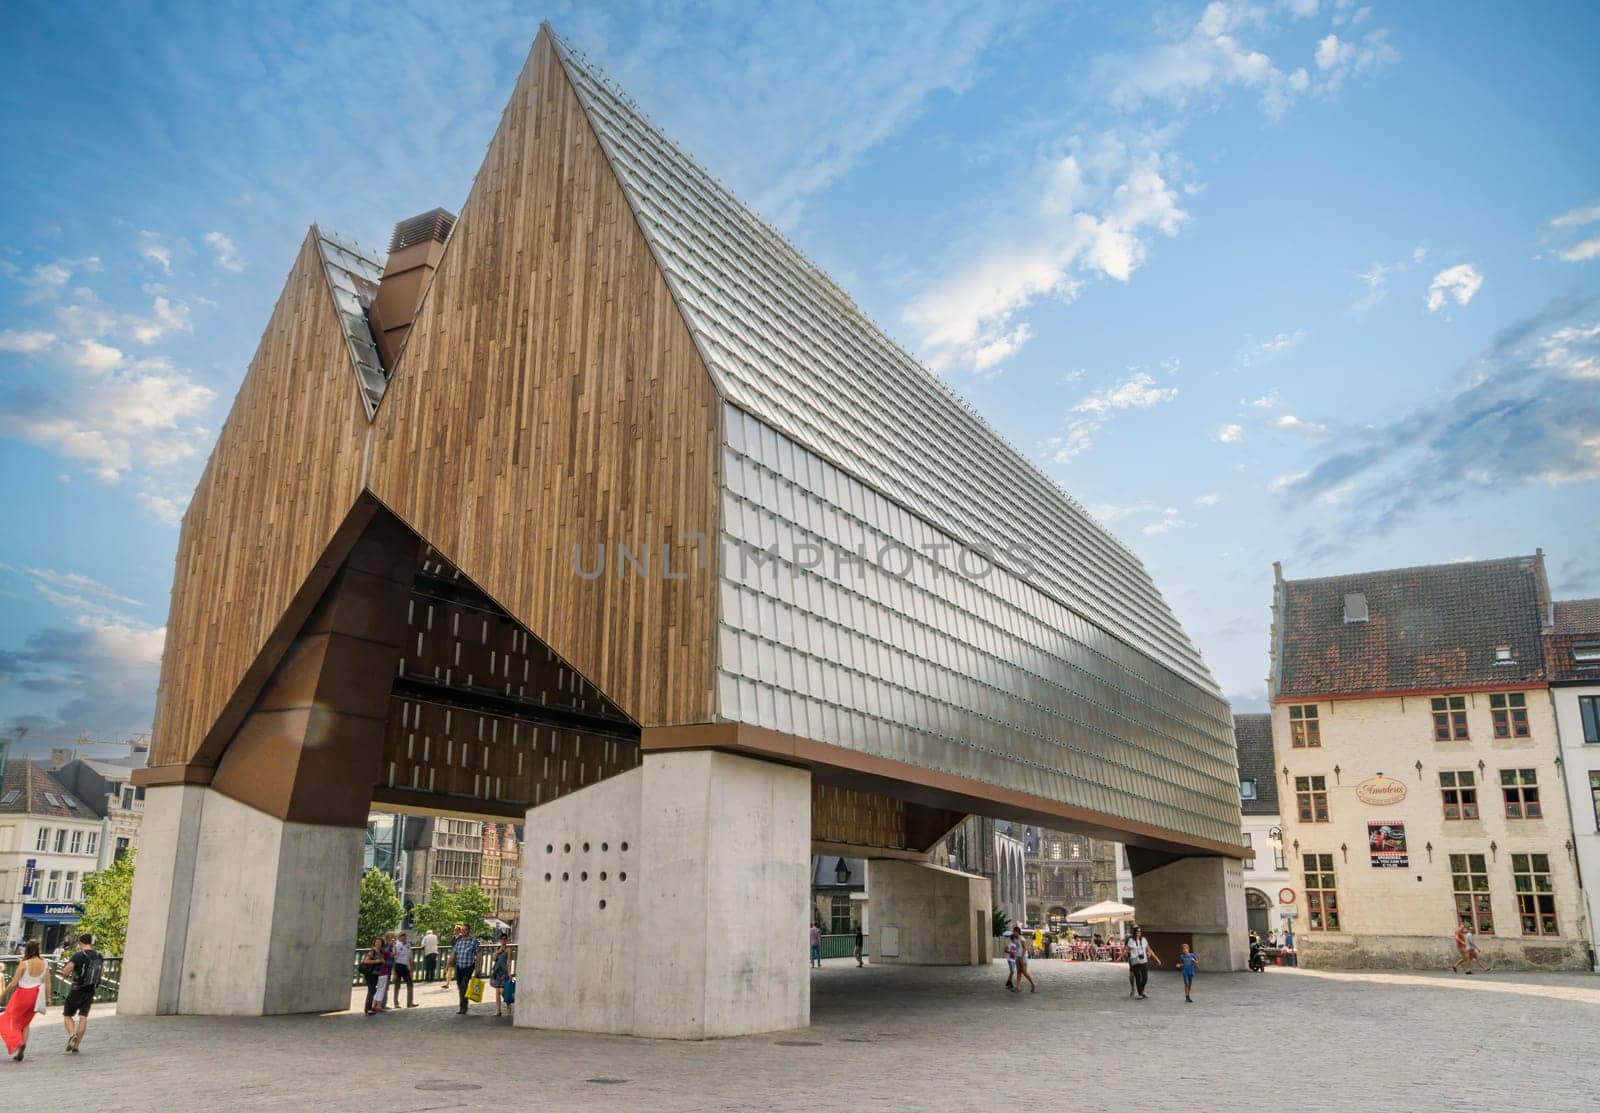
[[452, 882, 494, 939], [76, 850, 136, 955], [409, 881, 459, 940], [991, 907, 1011, 938], [356, 868, 403, 948]]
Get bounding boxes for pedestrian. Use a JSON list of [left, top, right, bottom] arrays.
[[1281, 926, 1297, 967], [1175, 943, 1197, 1003], [1012, 927, 1036, 994], [1, 939, 48, 1060], [1451, 920, 1488, 974], [1126, 925, 1159, 999], [421, 928, 440, 983], [854, 924, 865, 967], [59, 931, 102, 1052], [392, 931, 415, 1007], [809, 922, 822, 969], [360, 937, 387, 1016], [451, 923, 481, 1015], [490, 932, 511, 1017], [1004, 930, 1019, 991]]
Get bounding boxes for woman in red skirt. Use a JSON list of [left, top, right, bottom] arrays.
[[1, 939, 50, 1061]]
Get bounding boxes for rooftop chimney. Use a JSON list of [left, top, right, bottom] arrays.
[[370, 208, 456, 369]]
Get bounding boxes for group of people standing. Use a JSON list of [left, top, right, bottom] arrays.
[[1003, 924, 1201, 1003], [360, 925, 513, 1018], [1, 933, 104, 1062]]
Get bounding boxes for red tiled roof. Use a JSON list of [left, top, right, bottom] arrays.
[[0, 758, 99, 819], [1546, 597, 1600, 682], [1273, 555, 1547, 700]]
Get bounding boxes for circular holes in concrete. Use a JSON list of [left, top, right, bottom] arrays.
[[583, 842, 591, 852], [580, 871, 589, 882], [598, 899, 607, 910], [620, 841, 629, 852], [545, 844, 553, 854], [600, 871, 607, 881], [544, 873, 552, 882], [562, 872, 569, 882], [619, 871, 627, 882], [601, 842, 609, 852], [563, 843, 571, 853]]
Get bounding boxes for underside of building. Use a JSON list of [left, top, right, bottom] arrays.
[[123, 24, 1248, 1037]]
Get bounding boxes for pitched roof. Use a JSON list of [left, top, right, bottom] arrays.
[[1546, 597, 1600, 683], [1232, 714, 1278, 815], [550, 33, 1217, 696], [0, 758, 100, 820], [1272, 555, 1547, 700]]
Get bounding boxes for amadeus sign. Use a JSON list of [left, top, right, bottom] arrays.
[[1356, 775, 1408, 806]]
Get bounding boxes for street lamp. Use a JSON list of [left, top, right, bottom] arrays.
[[835, 858, 851, 885]]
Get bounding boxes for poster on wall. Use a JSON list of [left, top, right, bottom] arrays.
[[1368, 822, 1408, 868]]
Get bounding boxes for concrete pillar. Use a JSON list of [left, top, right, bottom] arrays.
[[867, 860, 991, 965], [516, 749, 811, 1039], [121, 786, 364, 1015], [1127, 850, 1249, 972]]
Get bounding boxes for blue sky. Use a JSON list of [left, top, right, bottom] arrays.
[[1, 0, 1597, 758]]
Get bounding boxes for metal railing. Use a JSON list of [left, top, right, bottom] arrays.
[[352, 943, 517, 986], [818, 933, 865, 960], [1, 955, 123, 1004]]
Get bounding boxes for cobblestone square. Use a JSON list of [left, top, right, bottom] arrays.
[[5, 959, 1596, 1112]]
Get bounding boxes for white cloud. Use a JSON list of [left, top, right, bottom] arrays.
[[1194, 492, 1223, 506], [0, 329, 57, 353], [69, 339, 123, 374], [971, 323, 1033, 375], [203, 231, 245, 273], [1351, 246, 1428, 313], [1240, 329, 1305, 366], [130, 296, 193, 344], [1043, 370, 1179, 462], [1311, 29, 1398, 94], [1272, 413, 1329, 436], [142, 245, 173, 276], [905, 140, 1187, 372], [1555, 236, 1600, 264], [0, 352, 214, 481], [1141, 510, 1189, 536], [1244, 389, 1284, 408], [1549, 200, 1600, 229], [1099, 1, 1309, 121], [1215, 423, 1245, 443], [1426, 263, 1483, 312]]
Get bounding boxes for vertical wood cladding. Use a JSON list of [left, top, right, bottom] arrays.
[[366, 32, 721, 729], [150, 233, 370, 767]]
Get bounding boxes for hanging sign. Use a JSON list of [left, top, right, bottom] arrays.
[[1356, 775, 1408, 806]]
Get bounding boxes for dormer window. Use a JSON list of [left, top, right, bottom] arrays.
[[1343, 592, 1369, 623], [1495, 644, 1514, 664], [1240, 778, 1259, 801], [1574, 642, 1600, 665]]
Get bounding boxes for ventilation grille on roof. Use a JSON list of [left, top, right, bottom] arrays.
[[389, 208, 456, 253], [1343, 592, 1369, 623]]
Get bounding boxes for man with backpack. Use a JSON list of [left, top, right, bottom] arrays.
[[60, 932, 102, 1053]]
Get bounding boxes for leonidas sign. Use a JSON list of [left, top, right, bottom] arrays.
[[1356, 775, 1408, 806]]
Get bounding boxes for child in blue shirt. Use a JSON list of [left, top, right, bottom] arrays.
[[1175, 943, 1197, 1003]]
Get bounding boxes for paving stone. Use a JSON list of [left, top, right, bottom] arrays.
[[4, 960, 1596, 1111]]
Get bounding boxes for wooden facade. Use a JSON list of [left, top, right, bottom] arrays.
[[150, 233, 371, 768], [364, 32, 721, 732]]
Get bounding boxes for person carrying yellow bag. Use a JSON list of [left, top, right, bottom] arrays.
[[450, 923, 482, 1015]]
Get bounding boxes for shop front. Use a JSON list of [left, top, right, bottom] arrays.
[[22, 901, 85, 953]]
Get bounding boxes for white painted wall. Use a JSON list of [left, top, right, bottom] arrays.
[[1276, 692, 1588, 969], [1549, 684, 1600, 970]]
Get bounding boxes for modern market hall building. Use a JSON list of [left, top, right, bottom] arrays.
[[122, 24, 1249, 1036]]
